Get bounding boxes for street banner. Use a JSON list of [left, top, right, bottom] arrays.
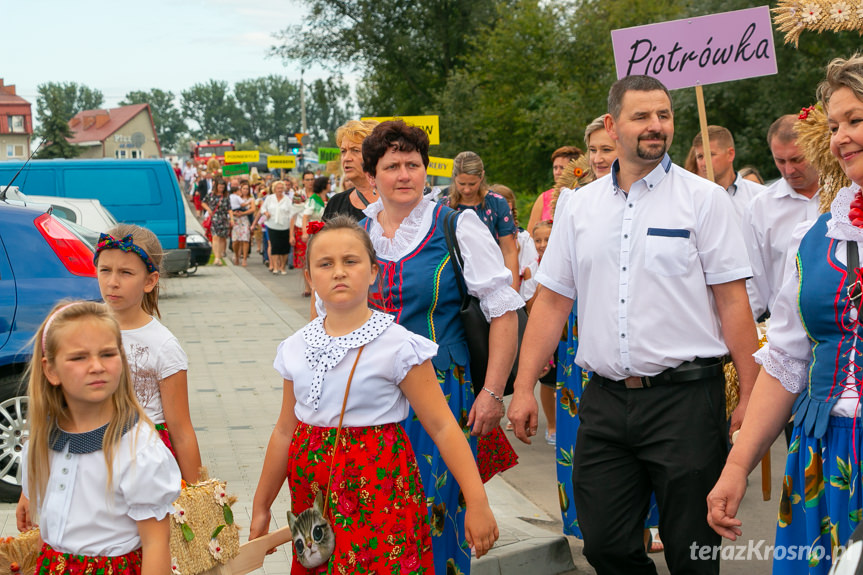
[[222, 163, 250, 176], [361, 115, 440, 145], [427, 156, 454, 178], [268, 155, 297, 169], [318, 147, 340, 162], [225, 150, 260, 164], [611, 6, 776, 90]]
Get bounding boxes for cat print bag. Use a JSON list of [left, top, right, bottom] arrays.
[[287, 346, 364, 569]]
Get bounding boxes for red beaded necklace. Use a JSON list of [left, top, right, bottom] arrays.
[[850, 188, 863, 228]]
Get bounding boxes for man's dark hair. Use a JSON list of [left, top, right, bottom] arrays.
[[607, 75, 673, 119], [362, 120, 430, 177], [302, 170, 315, 179], [312, 176, 329, 196]]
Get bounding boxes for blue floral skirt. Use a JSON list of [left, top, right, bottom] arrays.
[[774, 416, 863, 574], [555, 307, 659, 538], [402, 363, 476, 575]]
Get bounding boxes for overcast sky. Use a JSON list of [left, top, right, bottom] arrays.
[[3, 0, 341, 109]]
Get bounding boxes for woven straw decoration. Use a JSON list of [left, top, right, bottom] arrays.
[[773, 0, 863, 46], [170, 478, 240, 575], [725, 332, 768, 418], [793, 104, 852, 213], [0, 529, 41, 575]]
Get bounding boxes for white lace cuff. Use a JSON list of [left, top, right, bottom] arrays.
[[479, 285, 524, 322], [754, 343, 808, 394]]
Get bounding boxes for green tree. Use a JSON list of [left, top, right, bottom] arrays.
[[120, 89, 187, 153], [180, 80, 242, 139], [305, 76, 353, 147], [234, 78, 272, 145], [270, 0, 506, 115], [35, 82, 104, 137], [35, 88, 80, 159]]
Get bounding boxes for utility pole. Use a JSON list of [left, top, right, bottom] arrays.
[[299, 68, 307, 171]]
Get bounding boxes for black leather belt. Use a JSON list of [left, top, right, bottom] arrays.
[[593, 357, 726, 389]]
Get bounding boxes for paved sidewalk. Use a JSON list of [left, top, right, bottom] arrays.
[[0, 259, 576, 574]]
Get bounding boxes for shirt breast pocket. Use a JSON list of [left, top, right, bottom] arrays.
[[644, 228, 692, 277]]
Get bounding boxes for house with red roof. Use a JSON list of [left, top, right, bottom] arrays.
[[0, 79, 33, 161], [68, 103, 161, 159]]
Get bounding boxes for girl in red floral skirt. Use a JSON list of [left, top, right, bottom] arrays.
[[17, 301, 181, 575], [250, 216, 498, 574]]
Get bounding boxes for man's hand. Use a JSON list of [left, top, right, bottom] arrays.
[[506, 387, 539, 444]]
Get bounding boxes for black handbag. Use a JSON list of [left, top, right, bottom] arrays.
[[442, 209, 528, 396]]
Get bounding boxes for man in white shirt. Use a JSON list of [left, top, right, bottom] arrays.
[[692, 125, 766, 221], [508, 75, 759, 575], [744, 114, 821, 321]]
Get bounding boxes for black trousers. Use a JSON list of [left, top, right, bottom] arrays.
[[572, 373, 727, 575]]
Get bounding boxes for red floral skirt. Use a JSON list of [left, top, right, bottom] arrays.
[[477, 425, 519, 483], [36, 543, 142, 575], [293, 228, 307, 269], [287, 422, 434, 574]]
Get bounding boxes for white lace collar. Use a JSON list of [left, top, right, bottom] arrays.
[[362, 198, 432, 260], [826, 184, 863, 244], [301, 310, 394, 410]]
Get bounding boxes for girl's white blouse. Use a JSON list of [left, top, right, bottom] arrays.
[[23, 421, 181, 556], [273, 311, 439, 427]]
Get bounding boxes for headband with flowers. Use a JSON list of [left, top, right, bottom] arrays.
[[94, 233, 158, 274]]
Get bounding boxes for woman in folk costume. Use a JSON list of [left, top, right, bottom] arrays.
[[345, 120, 522, 575], [707, 54, 863, 574]]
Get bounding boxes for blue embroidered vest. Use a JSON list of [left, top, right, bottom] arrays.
[[361, 203, 469, 371], [792, 212, 861, 438]]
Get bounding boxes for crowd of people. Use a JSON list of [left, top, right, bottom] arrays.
[[21, 52, 863, 575]]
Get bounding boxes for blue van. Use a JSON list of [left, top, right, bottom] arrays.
[[0, 159, 191, 273]]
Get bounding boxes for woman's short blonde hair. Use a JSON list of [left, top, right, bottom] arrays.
[[336, 120, 380, 148], [818, 53, 863, 108]]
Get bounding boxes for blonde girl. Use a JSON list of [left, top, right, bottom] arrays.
[[17, 301, 181, 575], [95, 224, 202, 481], [250, 216, 498, 573]]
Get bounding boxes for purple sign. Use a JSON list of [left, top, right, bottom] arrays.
[[611, 6, 777, 90]]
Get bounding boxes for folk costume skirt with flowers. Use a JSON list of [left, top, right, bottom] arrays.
[[287, 422, 433, 575], [555, 307, 659, 538], [293, 228, 307, 269], [402, 364, 476, 575], [36, 543, 142, 575], [773, 416, 863, 575]]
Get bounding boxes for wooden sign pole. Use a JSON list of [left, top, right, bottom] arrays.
[[694, 85, 715, 183]]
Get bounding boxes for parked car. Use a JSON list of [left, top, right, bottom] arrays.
[[23, 195, 118, 233], [0, 199, 102, 502], [187, 231, 212, 268], [0, 159, 191, 274]]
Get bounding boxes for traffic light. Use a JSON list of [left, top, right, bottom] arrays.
[[290, 146, 300, 154]]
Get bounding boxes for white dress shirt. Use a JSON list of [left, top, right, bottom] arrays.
[[726, 172, 766, 222], [536, 155, 751, 380], [23, 422, 181, 556], [743, 178, 820, 319]]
